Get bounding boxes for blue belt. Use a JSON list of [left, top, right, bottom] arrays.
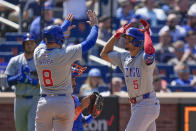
[[129, 93, 150, 104], [41, 94, 66, 97]]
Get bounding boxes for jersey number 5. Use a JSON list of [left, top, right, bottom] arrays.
[[43, 70, 53, 87], [133, 80, 139, 89]]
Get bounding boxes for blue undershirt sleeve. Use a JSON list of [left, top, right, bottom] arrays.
[[7, 75, 19, 86], [81, 25, 98, 54], [61, 20, 71, 32]]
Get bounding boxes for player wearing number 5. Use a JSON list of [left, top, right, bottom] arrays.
[[100, 20, 160, 131], [34, 10, 98, 131]]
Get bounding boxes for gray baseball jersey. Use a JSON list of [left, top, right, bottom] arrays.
[[5, 53, 40, 96], [108, 50, 155, 98], [34, 44, 82, 95]]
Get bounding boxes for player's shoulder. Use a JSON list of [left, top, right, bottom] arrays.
[[65, 44, 82, 51], [10, 53, 24, 62]]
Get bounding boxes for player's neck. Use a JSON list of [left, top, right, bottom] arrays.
[[129, 47, 141, 57], [47, 43, 61, 49], [24, 53, 33, 60]]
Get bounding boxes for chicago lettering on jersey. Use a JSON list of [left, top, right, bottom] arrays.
[[124, 67, 141, 78]]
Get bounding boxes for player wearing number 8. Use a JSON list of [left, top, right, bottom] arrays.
[[100, 20, 160, 131], [34, 10, 99, 131]]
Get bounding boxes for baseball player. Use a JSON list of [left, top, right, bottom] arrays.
[[100, 20, 160, 131], [71, 63, 94, 131], [5, 33, 39, 131], [34, 10, 98, 131]]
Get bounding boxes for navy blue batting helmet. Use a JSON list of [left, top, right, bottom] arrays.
[[43, 25, 64, 45], [23, 33, 35, 44], [125, 27, 144, 47]]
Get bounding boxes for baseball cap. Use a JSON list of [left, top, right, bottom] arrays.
[[88, 68, 101, 77], [188, 3, 196, 17], [44, 1, 53, 10]]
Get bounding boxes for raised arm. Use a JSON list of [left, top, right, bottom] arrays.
[[81, 10, 99, 54], [140, 20, 155, 65], [61, 14, 76, 33], [100, 24, 132, 62]]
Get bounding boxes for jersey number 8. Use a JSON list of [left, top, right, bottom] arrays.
[[43, 69, 53, 87]]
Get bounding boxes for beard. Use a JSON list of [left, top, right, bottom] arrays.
[[169, 25, 176, 31]]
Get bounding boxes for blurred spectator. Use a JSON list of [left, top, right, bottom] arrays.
[[30, 1, 62, 42], [63, 0, 87, 19], [171, 63, 196, 89], [80, 68, 106, 96], [168, 41, 186, 66], [135, 0, 167, 27], [155, 30, 175, 63], [174, 0, 190, 25], [183, 3, 196, 33], [23, 0, 42, 23], [184, 31, 196, 57], [153, 67, 169, 93], [116, 0, 135, 26], [98, 16, 112, 41], [90, 16, 112, 59], [159, 13, 186, 42], [101, 77, 127, 96], [92, 0, 118, 17]]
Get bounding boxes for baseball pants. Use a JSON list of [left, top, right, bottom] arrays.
[[125, 93, 160, 131], [35, 95, 75, 131], [14, 96, 39, 131]]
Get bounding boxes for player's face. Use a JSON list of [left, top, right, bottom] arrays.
[[124, 35, 136, 51], [24, 40, 37, 54]]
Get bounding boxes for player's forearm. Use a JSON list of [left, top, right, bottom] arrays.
[[61, 20, 71, 32], [7, 75, 19, 86], [144, 32, 155, 55], [81, 25, 98, 54], [100, 35, 117, 61]]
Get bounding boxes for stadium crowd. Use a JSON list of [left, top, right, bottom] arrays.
[[0, 0, 196, 94]]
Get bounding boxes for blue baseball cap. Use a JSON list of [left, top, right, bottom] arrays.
[[88, 68, 101, 77], [44, 1, 53, 10]]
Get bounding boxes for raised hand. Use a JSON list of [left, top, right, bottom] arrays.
[[65, 14, 74, 22], [139, 19, 150, 34], [114, 23, 132, 39], [86, 10, 98, 26]]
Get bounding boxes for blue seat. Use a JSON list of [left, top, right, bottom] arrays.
[[0, 42, 23, 55], [151, 35, 159, 44], [0, 52, 14, 63], [189, 65, 196, 75], [157, 64, 174, 82], [167, 85, 195, 92], [151, 27, 162, 34], [5, 32, 25, 42]]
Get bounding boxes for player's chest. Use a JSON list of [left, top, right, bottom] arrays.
[[122, 57, 143, 78]]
